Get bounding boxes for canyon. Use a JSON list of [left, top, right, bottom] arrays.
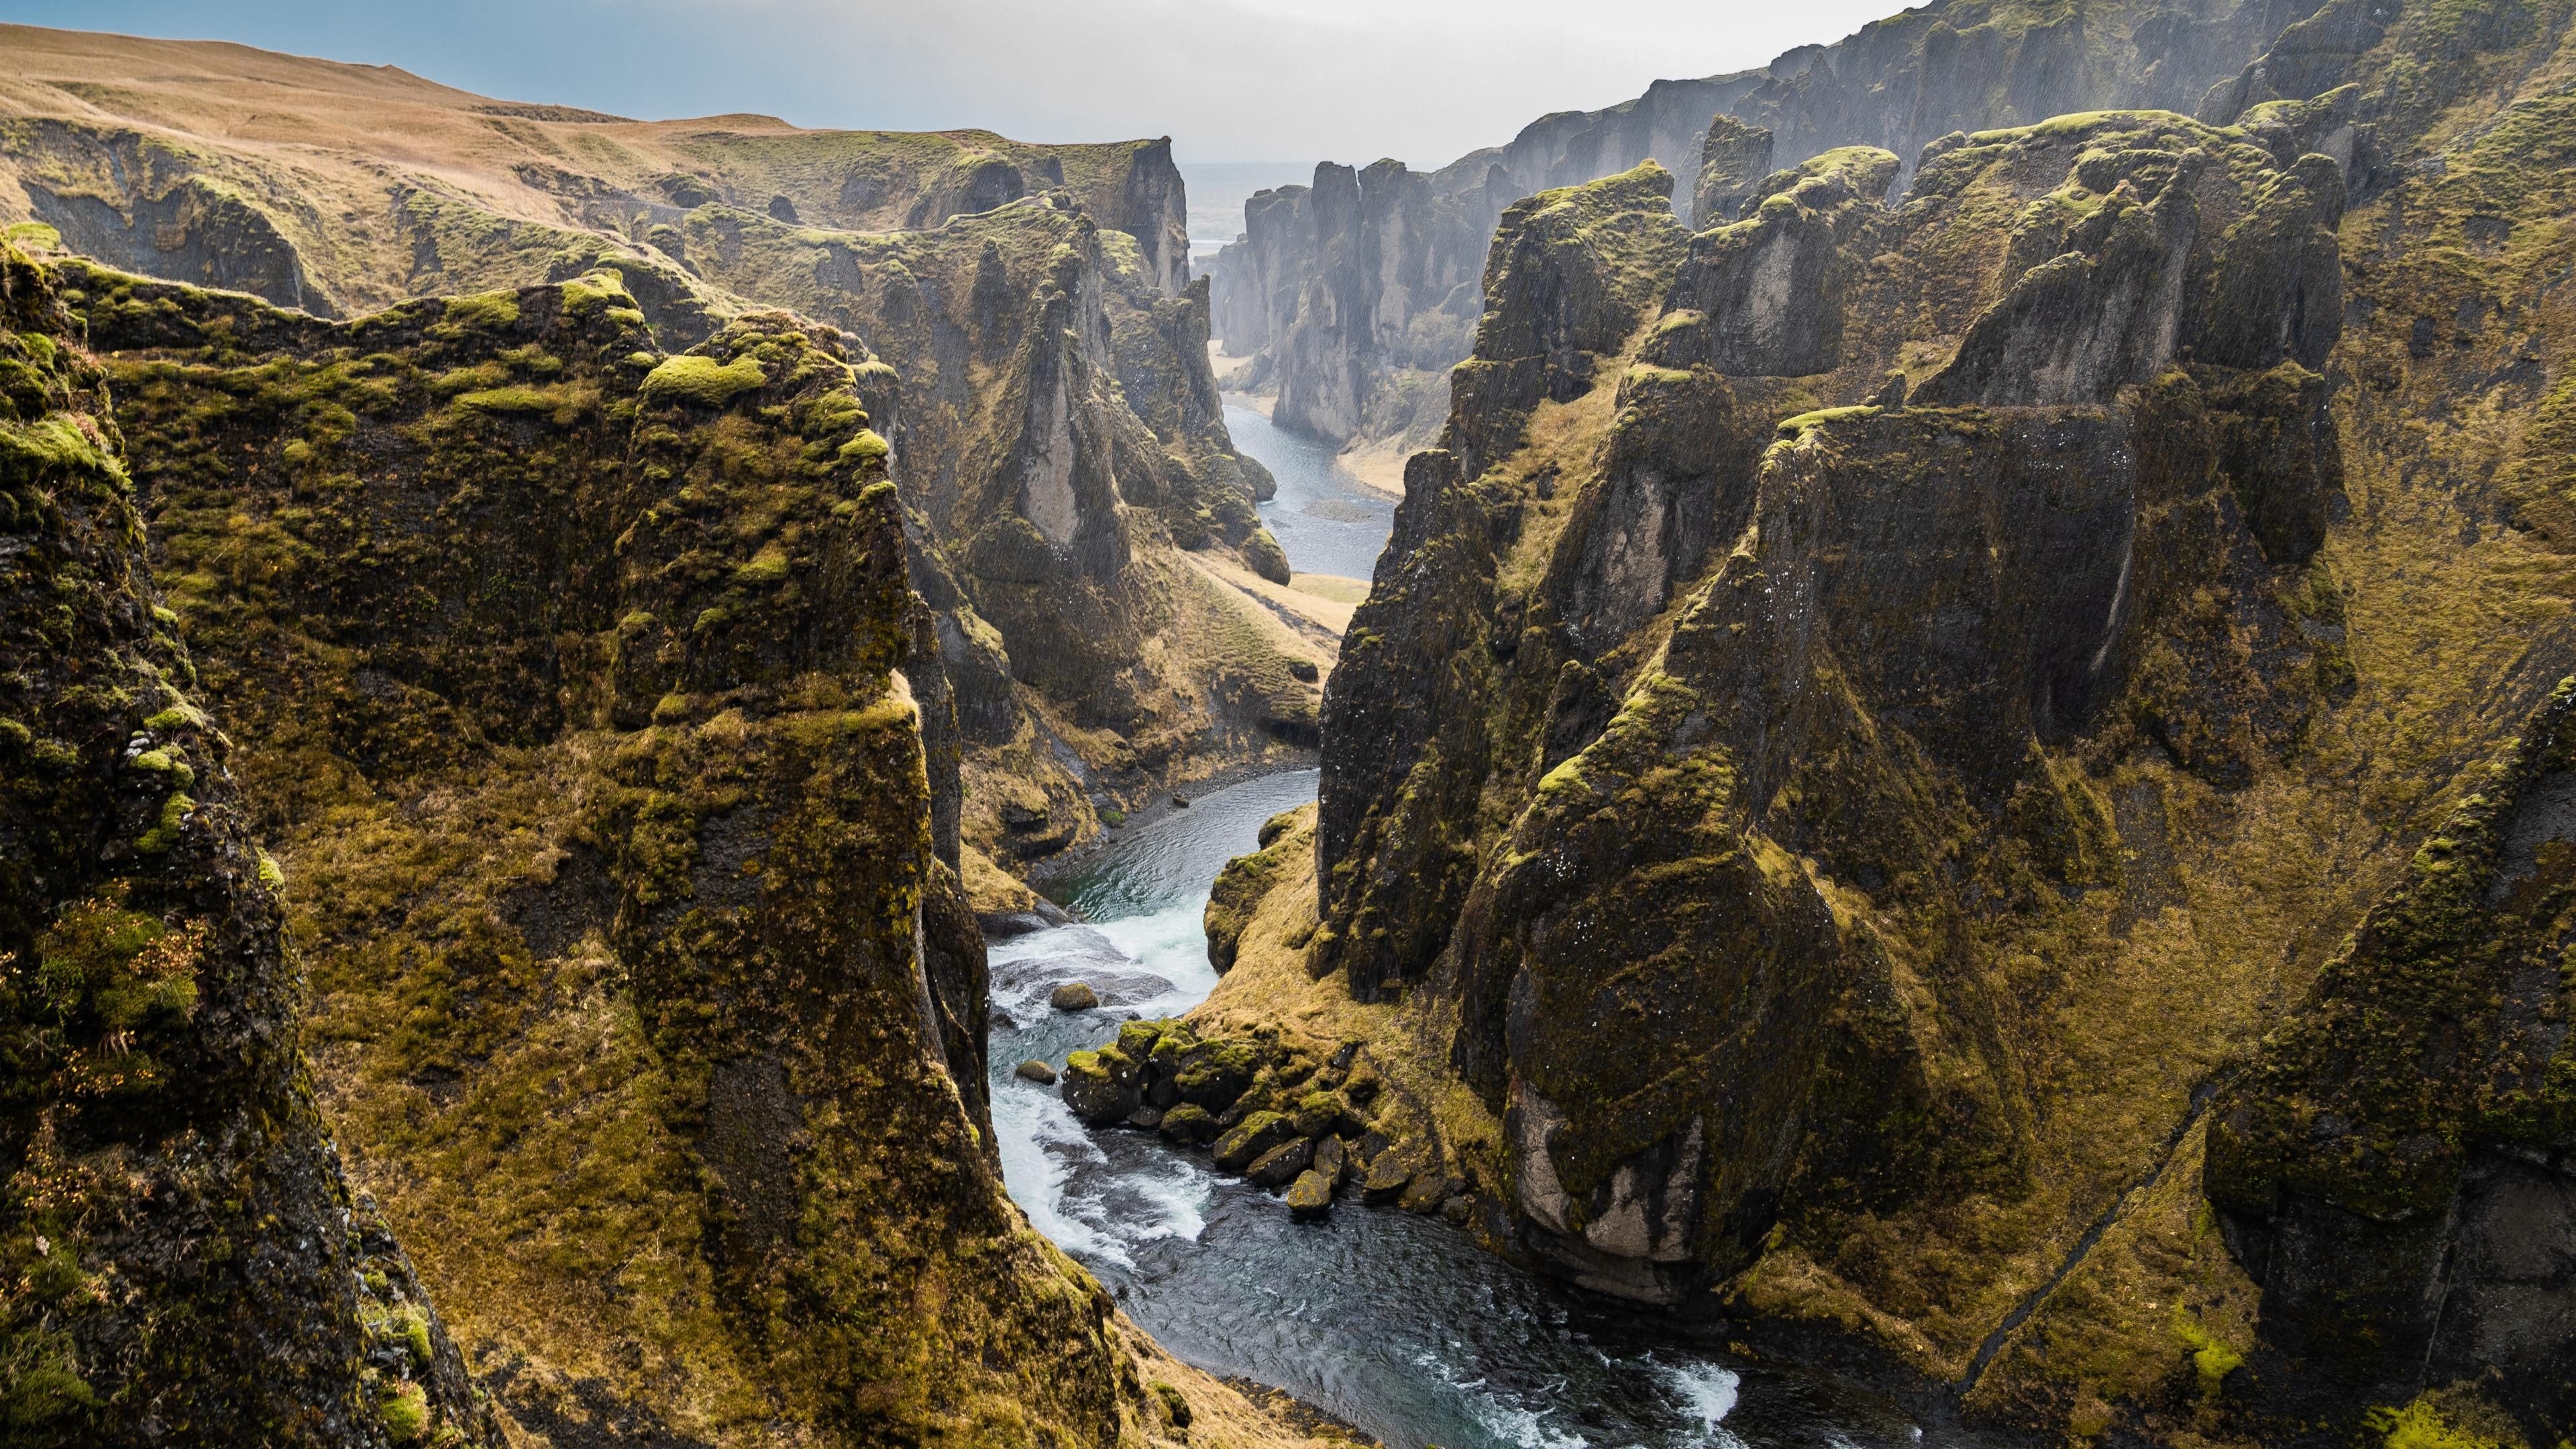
[[1, 0, 2571, 1446]]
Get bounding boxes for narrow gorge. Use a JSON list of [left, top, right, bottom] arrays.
[[1, 1, 2570, 1447]]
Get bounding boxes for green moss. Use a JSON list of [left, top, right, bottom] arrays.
[[133, 791, 197, 855], [378, 1380, 429, 1444], [640, 354, 768, 407], [837, 428, 890, 467], [440, 292, 521, 331], [2366, 1397, 2518, 1449]]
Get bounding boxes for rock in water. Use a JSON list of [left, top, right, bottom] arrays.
[[1360, 1140, 1426, 1204], [1313, 1133, 1348, 1187], [1015, 1059, 1059, 1085], [1286, 1170, 1334, 1221], [1050, 981, 1100, 1011], [1060, 1044, 1143, 1124], [1212, 1110, 1298, 1171], [1246, 1137, 1314, 1189], [1159, 1104, 1220, 1144]]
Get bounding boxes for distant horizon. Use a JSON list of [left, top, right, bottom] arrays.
[[0, 1, 1911, 174]]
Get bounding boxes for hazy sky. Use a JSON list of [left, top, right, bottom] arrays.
[[0, 0, 1908, 168]]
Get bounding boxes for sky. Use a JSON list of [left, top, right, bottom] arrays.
[[0, 0, 1909, 169]]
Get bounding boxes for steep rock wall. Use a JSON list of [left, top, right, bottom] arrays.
[[1276, 16, 2576, 1423], [0, 242, 498, 1448], [1207, 0, 2324, 464], [48, 264, 1256, 1445]]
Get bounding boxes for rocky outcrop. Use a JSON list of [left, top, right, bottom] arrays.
[[1647, 148, 1898, 379], [0, 241, 497, 1447], [1, 34, 1305, 885], [1285, 40, 2576, 1425], [1691, 116, 1777, 227], [1208, 0, 2321, 465], [651, 195, 1320, 859], [42, 259, 1222, 1444], [2206, 682, 2576, 1442]]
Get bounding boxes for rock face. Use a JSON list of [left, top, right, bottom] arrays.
[[1297, 11, 2576, 1424], [0, 33, 1193, 319], [2205, 682, 2576, 1435], [1207, 0, 2321, 464], [0, 241, 498, 1446], [0, 29, 1322, 884], [43, 258, 1199, 1444], [1691, 117, 1778, 227]]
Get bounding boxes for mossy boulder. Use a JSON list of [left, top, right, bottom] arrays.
[[1213, 1110, 1297, 1171], [1285, 1170, 1335, 1221], [1360, 1138, 1427, 1205], [1061, 1045, 1144, 1124], [1241, 526, 1293, 584], [1289, 1089, 1343, 1139], [1159, 1103, 1220, 1144], [1050, 981, 1101, 1010], [1014, 1059, 1059, 1085], [1246, 1136, 1315, 1190], [1174, 1037, 1264, 1111]]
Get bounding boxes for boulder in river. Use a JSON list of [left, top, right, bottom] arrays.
[[1401, 1173, 1461, 1214], [1159, 1104, 1220, 1144], [1015, 1059, 1058, 1085], [1214, 1110, 1297, 1171], [1313, 1134, 1348, 1187], [1286, 1171, 1334, 1221], [1361, 1139, 1426, 1204], [1246, 1137, 1313, 1190], [1060, 1046, 1142, 1123], [1049, 981, 1100, 1011]]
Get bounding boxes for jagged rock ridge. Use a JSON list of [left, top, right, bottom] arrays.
[[1210, 0, 2576, 1438], [1207, 0, 2337, 469]]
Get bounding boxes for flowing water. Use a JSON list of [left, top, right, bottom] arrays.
[[1225, 400, 1399, 582], [983, 771, 1967, 1449]]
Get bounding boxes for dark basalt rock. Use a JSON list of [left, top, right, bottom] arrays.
[[1246, 1137, 1314, 1190], [0, 239, 498, 1448], [2206, 680, 2576, 1440], [1285, 1171, 1334, 1220], [1693, 116, 1777, 228]]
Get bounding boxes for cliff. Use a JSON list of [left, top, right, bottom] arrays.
[[0, 240, 498, 1446], [0, 23, 1320, 884], [1206, 0, 2328, 470], [6, 251, 1326, 1446], [1199, 0, 2576, 1440], [0, 26, 1192, 319]]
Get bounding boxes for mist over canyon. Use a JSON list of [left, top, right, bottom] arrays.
[[0, 2, 2570, 1448]]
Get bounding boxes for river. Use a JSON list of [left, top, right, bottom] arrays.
[[984, 771, 1964, 1449], [977, 350, 1952, 1448]]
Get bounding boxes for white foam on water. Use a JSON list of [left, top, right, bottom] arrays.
[[993, 1073, 1132, 1266], [1659, 1360, 1747, 1448], [1411, 1349, 1594, 1449], [1123, 1152, 1214, 1246], [1090, 901, 1222, 1013]]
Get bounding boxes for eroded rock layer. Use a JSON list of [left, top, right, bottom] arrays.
[[0, 241, 497, 1447]]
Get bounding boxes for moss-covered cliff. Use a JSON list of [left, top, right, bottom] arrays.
[[0, 252, 1324, 1446], [1204, 0, 2316, 471], [0, 28, 1318, 897], [1206, 2, 2576, 1441], [0, 241, 498, 1446]]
